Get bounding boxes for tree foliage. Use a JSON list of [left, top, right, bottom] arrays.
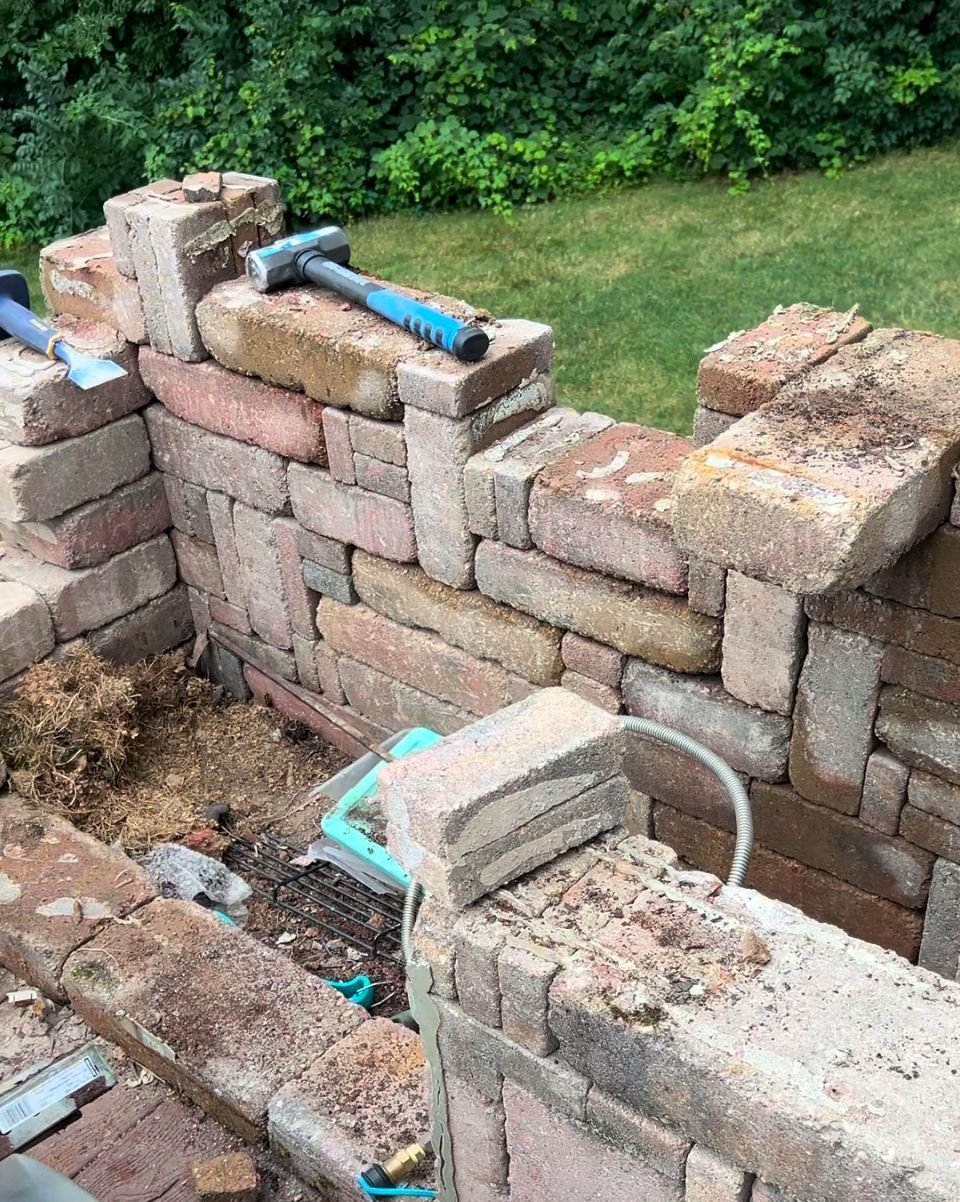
[[2, 0, 959, 244]]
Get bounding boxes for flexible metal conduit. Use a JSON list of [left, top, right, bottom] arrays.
[[401, 879, 425, 964], [621, 716, 753, 886]]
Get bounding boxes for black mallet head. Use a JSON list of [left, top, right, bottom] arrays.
[[246, 226, 351, 294]]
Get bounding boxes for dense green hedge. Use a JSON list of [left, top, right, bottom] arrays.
[[3, 1, 959, 245]]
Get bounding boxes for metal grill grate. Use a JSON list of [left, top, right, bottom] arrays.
[[224, 831, 404, 963]]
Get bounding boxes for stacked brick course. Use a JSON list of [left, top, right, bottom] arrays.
[[8, 171, 960, 980]]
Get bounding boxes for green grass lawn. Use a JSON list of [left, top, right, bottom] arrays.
[[9, 143, 960, 433]]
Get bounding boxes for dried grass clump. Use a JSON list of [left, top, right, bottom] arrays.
[[0, 645, 201, 819]]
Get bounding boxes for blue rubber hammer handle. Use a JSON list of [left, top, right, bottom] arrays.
[[301, 257, 489, 362], [0, 272, 61, 357]]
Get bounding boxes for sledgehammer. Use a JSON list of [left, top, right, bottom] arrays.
[[246, 227, 490, 362]]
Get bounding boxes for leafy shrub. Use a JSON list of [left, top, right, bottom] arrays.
[[2, 0, 959, 245]]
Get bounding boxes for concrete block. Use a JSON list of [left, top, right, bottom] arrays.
[[233, 502, 293, 648], [338, 657, 474, 736], [40, 225, 147, 342], [464, 406, 612, 545], [867, 524, 960, 618], [354, 453, 410, 502], [141, 347, 327, 462], [102, 177, 182, 276], [0, 796, 155, 999], [322, 406, 355, 483], [349, 413, 407, 465], [145, 405, 289, 513], [860, 748, 909, 834], [623, 660, 791, 781], [685, 1144, 752, 1202], [288, 464, 417, 562], [0, 412, 149, 522], [0, 535, 176, 640], [528, 422, 691, 592], [316, 600, 516, 716], [721, 573, 805, 715], [561, 633, 624, 686], [674, 329, 960, 593], [878, 686, 960, 786], [789, 624, 882, 811], [498, 943, 560, 1055], [302, 559, 358, 605], [406, 380, 553, 589], [397, 319, 554, 417], [698, 303, 870, 415], [882, 643, 960, 705], [268, 1020, 428, 1201], [206, 490, 246, 608], [63, 899, 365, 1141], [918, 858, 960, 978], [380, 687, 626, 907], [352, 550, 562, 685], [0, 581, 54, 680], [475, 542, 721, 672], [274, 517, 318, 640], [808, 589, 960, 667], [88, 584, 194, 662], [170, 529, 224, 597]]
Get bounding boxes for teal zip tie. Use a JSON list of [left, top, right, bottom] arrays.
[[356, 1176, 437, 1198]]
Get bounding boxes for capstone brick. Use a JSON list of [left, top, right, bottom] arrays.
[[697, 303, 870, 416], [322, 406, 355, 483], [0, 472, 169, 571], [316, 600, 515, 716], [908, 770, 960, 826], [381, 688, 627, 907], [40, 225, 147, 343], [465, 406, 612, 546], [652, 804, 924, 959], [102, 178, 181, 276], [303, 559, 358, 605], [685, 1144, 752, 1202], [353, 452, 410, 502], [561, 633, 624, 686], [349, 413, 407, 465], [788, 623, 882, 812], [882, 643, 960, 704], [397, 319, 554, 417], [528, 423, 691, 592], [0, 536, 176, 640], [900, 806, 960, 863], [0, 796, 155, 999], [808, 589, 960, 667], [232, 502, 293, 648], [140, 347, 327, 462], [289, 464, 417, 562], [0, 412, 149, 522], [687, 558, 726, 617], [692, 405, 737, 446], [352, 551, 562, 685], [867, 524, 960, 618], [877, 686, 960, 786], [498, 943, 560, 1055], [87, 584, 194, 662], [674, 329, 960, 593], [918, 858, 960, 978], [170, 529, 224, 597], [860, 748, 909, 835], [475, 542, 721, 672], [145, 405, 289, 513], [721, 573, 805, 715], [623, 660, 791, 781], [206, 490, 246, 607], [0, 581, 54, 680], [63, 899, 365, 1141]]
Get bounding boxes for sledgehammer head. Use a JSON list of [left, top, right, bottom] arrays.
[[246, 226, 351, 293]]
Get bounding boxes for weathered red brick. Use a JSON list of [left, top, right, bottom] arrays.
[[289, 464, 417, 562], [697, 304, 870, 416], [354, 452, 410, 501], [877, 686, 960, 786], [205, 490, 246, 608], [297, 527, 351, 574], [302, 558, 357, 605], [900, 806, 960, 864], [907, 770, 960, 826], [528, 423, 691, 593], [721, 572, 804, 715], [653, 803, 923, 960], [687, 558, 726, 617], [918, 858, 960, 977], [0, 473, 170, 569], [191, 1151, 257, 1202], [562, 670, 621, 712], [0, 796, 155, 999], [0, 536, 176, 640], [561, 633, 624, 686], [675, 330, 960, 593], [337, 657, 475, 736], [867, 524, 960, 618], [146, 405, 289, 513], [349, 413, 407, 465], [40, 225, 147, 343], [213, 624, 296, 681], [321, 406, 355, 483], [860, 748, 909, 835], [788, 624, 882, 812], [232, 503, 293, 648], [475, 542, 720, 672], [882, 643, 960, 704], [498, 943, 560, 1055], [87, 584, 194, 662], [397, 319, 554, 418], [170, 529, 224, 597], [274, 517, 317, 640], [102, 177, 182, 276], [691, 405, 738, 446], [182, 171, 222, 202], [140, 347, 327, 462], [0, 581, 53, 681]]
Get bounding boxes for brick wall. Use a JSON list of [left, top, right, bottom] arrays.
[[6, 173, 960, 980]]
